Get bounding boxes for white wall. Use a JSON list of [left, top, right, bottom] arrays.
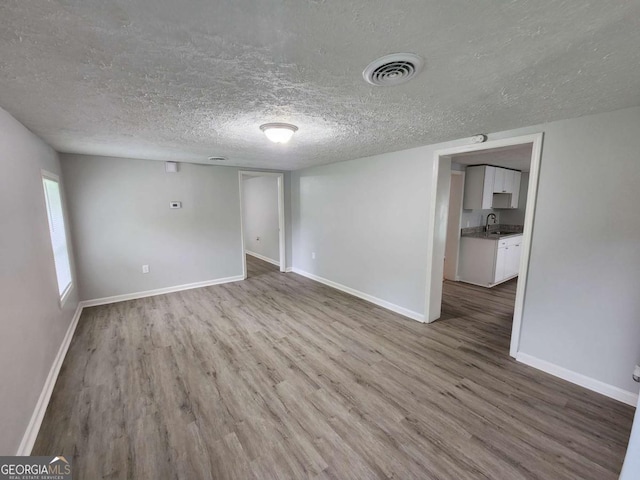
[[428, 157, 452, 320], [242, 175, 280, 263], [292, 150, 432, 317], [461, 208, 501, 229], [62, 156, 292, 301], [0, 108, 79, 454], [514, 107, 640, 396], [292, 105, 640, 398], [62, 156, 237, 300]]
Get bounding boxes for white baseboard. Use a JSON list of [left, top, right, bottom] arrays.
[[291, 268, 425, 323], [285, 267, 293, 273], [516, 352, 639, 407], [245, 250, 280, 267], [16, 303, 84, 455], [81, 275, 245, 307]]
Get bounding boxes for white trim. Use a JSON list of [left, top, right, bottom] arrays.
[[239, 171, 286, 277], [423, 152, 441, 322], [285, 267, 293, 273], [292, 268, 425, 322], [17, 303, 83, 455], [40, 169, 60, 182], [277, 175, 286, 273], [245, 250, 280, 267], [58, 282, 74, 308], [424, 133, 544, 360], [444, 170, 465, 281], [238, 172, 247, 279], [509, 134, 544, 357], [516, 352, 639, 407], [81, 275, 244, 307]]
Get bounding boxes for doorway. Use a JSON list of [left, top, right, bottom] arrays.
[[443, 170, 464, 281], [238, 171, 286, 278], [424, 133, 544, 358]]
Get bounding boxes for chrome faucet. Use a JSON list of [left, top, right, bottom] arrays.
[[485, 213, 497, 232]]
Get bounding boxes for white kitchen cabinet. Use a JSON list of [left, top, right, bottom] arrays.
[[463, 165, 522, 209], [459, 234, 522, 287], [505, 241, 522, 277], [494, 245, 508, 283], [463, 165, 495, 210], [493, 168, 518, 194], [493, 168, 506, 193], [510, 171, 522, 208]]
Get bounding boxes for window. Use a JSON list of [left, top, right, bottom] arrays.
[[42, 172, 73, 305]]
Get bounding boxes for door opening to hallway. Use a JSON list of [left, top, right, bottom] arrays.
[[239, 171, 286, 278]]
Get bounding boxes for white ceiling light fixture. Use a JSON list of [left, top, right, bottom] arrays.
[[260, 123, 298, 144], [363, 53, 424, 86]]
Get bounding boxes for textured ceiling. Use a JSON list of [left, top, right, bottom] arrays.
[[1, 1, 640, 170], [453, 144, 533, 172]]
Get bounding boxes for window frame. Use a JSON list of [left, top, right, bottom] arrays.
[[41, 170, 74, 308]]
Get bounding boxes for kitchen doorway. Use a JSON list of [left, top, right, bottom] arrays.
[[443, 170, 464, 281], [238, 171, 286, 278], [424, 133, 543, 358]]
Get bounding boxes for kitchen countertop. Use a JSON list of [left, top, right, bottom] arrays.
[[461, 231, 523, 240], [460, 224, 524, 240]]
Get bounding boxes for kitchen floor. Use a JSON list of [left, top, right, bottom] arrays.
[[32, 261, 633, 479], [441, 277, 517, 322]]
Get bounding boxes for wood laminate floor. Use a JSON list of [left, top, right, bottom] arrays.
[[33, 256, 634, 479]]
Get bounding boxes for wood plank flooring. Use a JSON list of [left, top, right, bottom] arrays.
[[33, 256, 634, 479]]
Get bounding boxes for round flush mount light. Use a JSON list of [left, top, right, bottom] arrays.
[[259, 123, 298, 144], [363, 53, 424, 86]]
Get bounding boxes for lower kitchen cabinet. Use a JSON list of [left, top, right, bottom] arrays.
[[495, 238, 522, 283], [459, 234, 522, 287]]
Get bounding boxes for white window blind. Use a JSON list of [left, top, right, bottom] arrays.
[[42, 175, 73, 302]]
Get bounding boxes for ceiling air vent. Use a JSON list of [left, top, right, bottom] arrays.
[[362, 53, 424, 86], [207, 156, 227, 162]]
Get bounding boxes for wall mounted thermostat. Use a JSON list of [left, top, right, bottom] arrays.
[[170, 201, 182, 209], [165, 161, 179, 173]]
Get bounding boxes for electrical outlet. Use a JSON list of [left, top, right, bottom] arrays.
[[311, 252, 316, 260], [142, 265, 150, 274]]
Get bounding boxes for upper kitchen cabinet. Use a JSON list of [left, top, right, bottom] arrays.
[[493, 168, 518, 194], [463, 165, 495, 210], [463, 165, 522, 209], [493, 168, 506, 193], [511, 171, 521, 207]]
